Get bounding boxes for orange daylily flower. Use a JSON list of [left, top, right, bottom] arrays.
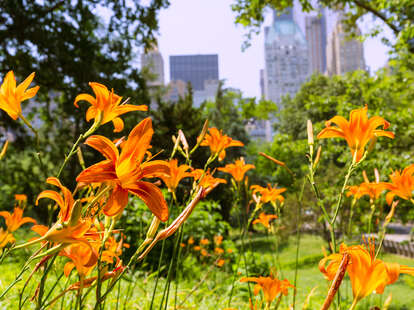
[[0, 228, 15, 249], [61, 242, 99, 277], [76, 118, 169, 220], [216, 259, 225, 267], [317, 105, 394, 162], [158, 159, 192, 192], [382, 164, 414, 205], [33, 178, 98, 247], [201, 249, 208, 257], [188, 237, 194, 245], [214, 235, 223, 246], [36, 177, 76, 223], [214, 247, 224, 255], [200, 238, 209, 245], [200, 127, 244, 161], [252, 213, 278, 229], [191, 169, 227, 188], [346, 170, 387, 201], [192, 169, 227, 190], [0, 207, 36, 232], [0, 71, 39, 120], [251, 184, 286, 205], [218, 157, 255, 182], [14, 194, 27, 202], [74, 82, 147, 133], [319, 242, 414, 305], [240, 274, 294, 304]]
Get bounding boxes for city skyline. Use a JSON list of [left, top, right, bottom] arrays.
[[157, 0, 393, 98]]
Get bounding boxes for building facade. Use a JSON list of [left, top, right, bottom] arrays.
[[305, 14, 327, 73], [141, 45, 165, 87], [326, 21, 366, 76], [169, 54, 219, 91], [264, 10, 310, 106], [253, 10, 310, 141]]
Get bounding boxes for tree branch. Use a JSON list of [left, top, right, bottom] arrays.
[[353, 0, 400, 35]]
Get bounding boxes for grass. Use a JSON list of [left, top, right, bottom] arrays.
[[1, 234, 414, 309]]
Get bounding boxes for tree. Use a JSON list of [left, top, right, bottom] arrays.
[[231, 0, 414, 54], [0, 0, 169, 213]]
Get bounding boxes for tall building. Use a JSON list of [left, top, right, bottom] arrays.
[[326, 20, 366, 76], [141, 44, 164, 86], [263, 10, 310, 106], [253, 10, 309, 141], [169, 54, 219, 91], [305, 14, 327, 73]]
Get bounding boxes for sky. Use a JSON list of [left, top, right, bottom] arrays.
[[156, 0, 394, 98]]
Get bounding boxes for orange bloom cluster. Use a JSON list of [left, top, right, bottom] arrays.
[[317, 105, 394, 162], [0, 196, 37, 250], [74, 82, 147, 133], [240, 273, 294, 305], [381, 164, 414, 205], [185, 235, 233, 267], [346, 170, 386, 201], [252, 213, 278, 229], [191, 169, 227, 190], [320, 242, 414, 304], [0, 71, 39, 120], [76, 118, 169, 220], [158, 159, 192, 193], [218, 157, 255, 182], [251, 184, 286, 205], [200, 127, 243, 161]]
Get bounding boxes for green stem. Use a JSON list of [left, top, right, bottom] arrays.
[[36, 254, 58, 310], [330, 156, 358, 252], [56, 120, 98, 178], [95, 217, 115, 310], [349, 298, 358, 310], [292, 178, 306, 309], [149, 238, 167, 310], [347, 199, 356, 240], [367, 203, 376, 235]]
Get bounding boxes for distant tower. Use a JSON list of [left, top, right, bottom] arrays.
[[264, 10, 310, 107], [255, 10, 309, 141], [141, 43, 165, 86], [326, 20, 366, 76], [305, 12, 327, 73], [169, 54, 219, 106], [169, 54, 219, 91]]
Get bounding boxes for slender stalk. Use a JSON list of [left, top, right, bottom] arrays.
[[76, 276, 84, 310], [149, 238, 167, 309], [36, 254, 58, 310], [95, 217, 115, 310], [320, 253, 350, 310], [349, 298, 358, 310], [292, 178, 306, 309], [347, 199, 357, 240], [56, 119, 99, 178], [330, 154, 360, 252], [19, 114, 48, 178], [367, 202, 376, 235]]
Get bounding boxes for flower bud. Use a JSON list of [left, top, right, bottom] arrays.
[[307, 120, 314, 145]]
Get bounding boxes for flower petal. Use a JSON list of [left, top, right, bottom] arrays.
[[128, 181, 168, 222], [84, 135, 119, 162]]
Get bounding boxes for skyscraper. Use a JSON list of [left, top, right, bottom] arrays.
[[326, 20, 366, 76], [264, 10, 310, 106], [305, 14, 327, 73], [141, 44, 165, 86], [253, 10, 309, 141], [169, 54, 219, 91]]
